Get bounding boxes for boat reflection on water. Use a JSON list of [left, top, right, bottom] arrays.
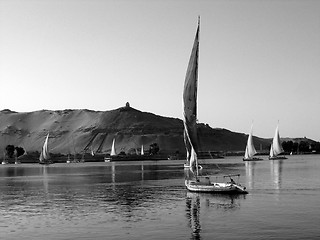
[[270, 160, 283, 190], [109, 161, 145, 191], [108, 161, 160, 185], [111, 162, 115, 188], [186, 193, 201, 239], [245, 161, 256, 189], [185, 192, 244, 239], [40, 165, 49, 194]]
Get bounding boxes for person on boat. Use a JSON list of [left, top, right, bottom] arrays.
[[230, 178, 235, 184]]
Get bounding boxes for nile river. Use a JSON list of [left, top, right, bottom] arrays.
[[1, 155, 320, 240]]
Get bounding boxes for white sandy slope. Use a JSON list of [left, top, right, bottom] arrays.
[[0, 107, 184, 155]]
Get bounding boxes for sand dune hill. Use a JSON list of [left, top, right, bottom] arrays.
[[0, 106, 185, 156], [1, 106, 310, 157]]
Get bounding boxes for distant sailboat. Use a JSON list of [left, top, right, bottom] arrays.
[[66, 153, 71, 163], [141, 145, 144, 155], [243, 124, 263, 161], [39, 133, 53, 165], [183, 18, 247, 194], [2, 152, 8, 165], [104, 138, 116, 162], [14, 155, 21, 164], [269, 124, 287, 160], [91, 148, 95, 156]]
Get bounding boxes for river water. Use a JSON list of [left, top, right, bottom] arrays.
[[0, 155, 320, 240]]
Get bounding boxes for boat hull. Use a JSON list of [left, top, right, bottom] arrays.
[[39, 160, 54, 165], [185, 180, 248, 194], [243, 157, 263, 161], [269, 156, 287, 160], [184, 163, 203, 170], [104, 155, 167, 162]]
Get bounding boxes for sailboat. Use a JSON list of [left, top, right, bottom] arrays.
[[243, 124, 263, 161], [14, 155, 21, 164], [91, 148, 95, 157], [110, 138, 116, 156], [39, 133, 53, 165], [104, 138, 116, 162], [269, 124, 287, 160], [66, 153, 71, 163], [2, 152, 8, 165], [183, 18, 247, 194]]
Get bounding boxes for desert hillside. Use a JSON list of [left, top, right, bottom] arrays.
[[0, 105, 316, 157]]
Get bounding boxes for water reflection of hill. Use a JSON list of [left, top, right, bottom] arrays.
[[0, 163, 186, 225]]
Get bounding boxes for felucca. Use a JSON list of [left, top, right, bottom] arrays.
[[104, 138, 116, 162], [183, 18, 247, 194], [39, 133, 53, 165], [243, 123, 263, 161], [269, 124, 287, 160]]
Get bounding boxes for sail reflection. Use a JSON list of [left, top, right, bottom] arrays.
[[186, 194, 201, 239], [245, 161, 256, 189], [111, 162, 116, 183], [270, 160, 283, 190], [185, 192, 243, 240], [141, 162, 144, 181], [40, 165, 49, 194]]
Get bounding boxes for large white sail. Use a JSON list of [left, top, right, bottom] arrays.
[[270, 125, 284, 157], [183, 19, 200, 172], [244, 124, 257, 159], [39, 133, 50, 163], [110, 138, 116, 156]]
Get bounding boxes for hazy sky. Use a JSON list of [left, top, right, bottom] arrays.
[[1, 0, 319, 141]]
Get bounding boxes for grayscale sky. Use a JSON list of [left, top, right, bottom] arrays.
[[1, 0, 319, 140]]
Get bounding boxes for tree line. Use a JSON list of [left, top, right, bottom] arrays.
[[4, 145, 25, 158], [282, 141, 320, 154]]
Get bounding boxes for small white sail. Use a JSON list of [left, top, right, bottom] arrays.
[[141, 145, 144, 155], [244, 124, 257, 159], [39, 133, 50, 163], [110, 138, 116, 156], [91, 148, 95, 156]]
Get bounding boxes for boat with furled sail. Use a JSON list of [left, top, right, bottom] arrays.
[[39, 133, 53, 165], [243, 123, 263, 161], [269, 123, 287, 160], [183, 18, 247, 194]]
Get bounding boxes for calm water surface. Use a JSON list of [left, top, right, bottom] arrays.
[[1, 155, 320, 240]]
